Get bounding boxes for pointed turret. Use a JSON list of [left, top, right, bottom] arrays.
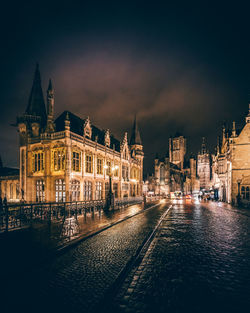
[[45, 78, 55, 132], [130, 115, 143, 162], [216, 136, 220, 155], [130, 114, 142, 146], [25, 64, 46, 123]]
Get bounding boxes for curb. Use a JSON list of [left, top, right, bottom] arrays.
[[95, 204, 173, 312], [56, 202, 163, 255]]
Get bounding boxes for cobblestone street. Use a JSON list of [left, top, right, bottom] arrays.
[[1, 202, 167, 313], [112, 201, 250, 313], [1, 200, 250, 313]]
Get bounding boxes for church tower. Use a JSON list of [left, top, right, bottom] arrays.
[[17, 63, 47, 144], [45, 79, 55, 132], [130, 115, 144, 195], [16, 64, 47, 201], [130, 115, 144, 161], [197, 137, 211, 190], [169, 134, 186, 169]]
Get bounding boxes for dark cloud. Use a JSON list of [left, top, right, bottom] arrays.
[[0, 1, 249, 174]]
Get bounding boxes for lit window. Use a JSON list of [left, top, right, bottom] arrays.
[[241, 186, 250, 200], [71, 180, 80, 201], [85, 154, 93, 173], [122, 165, 129, 180], [84, 181, 92, 200], [97, 158, 103, 175], [95, 182, 102, 200], [114, 163, 119, 177], [106, 160, 111, 175], [52, 148, 65, 171], [72, 151, 81, 172], [32, 151, 44, 172], [36, 180, 45, 202], [55, 179, 66, 202]]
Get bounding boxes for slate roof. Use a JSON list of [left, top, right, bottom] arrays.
[[55, 111, 121, 152], [0, 167, 19, 178]]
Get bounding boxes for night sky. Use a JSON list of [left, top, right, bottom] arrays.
[[0, 1, 249, 175]]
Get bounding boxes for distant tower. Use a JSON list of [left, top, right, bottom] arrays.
[[130, 115, 144, 161], [169, 134, 186, 169], [130, 115, 144, 194], [197, 137, 211, 190], [45, 79, 55, 132]]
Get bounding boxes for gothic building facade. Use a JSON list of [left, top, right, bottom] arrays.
[[197, 138, 211, 190], [151, 134, 200, 196], [211, 106, 250, 205], [14, 65, 143, 203]]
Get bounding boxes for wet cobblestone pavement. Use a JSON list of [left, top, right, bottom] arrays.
[[112, 201, 250, 313], [1, 202, 167, 313]]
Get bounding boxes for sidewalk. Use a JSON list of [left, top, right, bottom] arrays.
[[0, 201, 159, 278]]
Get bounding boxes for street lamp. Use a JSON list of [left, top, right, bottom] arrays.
[[237, 179, 241, 206], [104, 164, 118, 211]]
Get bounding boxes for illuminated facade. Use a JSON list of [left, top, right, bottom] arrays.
[[153, 134, 199, 196], [197, 137, 211, 190], [0, 158, 20, 202], [16, 65, 144, 203], [211, 106, 250, 205]]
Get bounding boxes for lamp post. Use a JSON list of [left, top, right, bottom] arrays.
[[104, 164, 118, 211], [237, 179, 241, 206]]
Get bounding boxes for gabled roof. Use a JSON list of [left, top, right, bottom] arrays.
[[0, 167, 19, 178], [55, 111, 121, 152]]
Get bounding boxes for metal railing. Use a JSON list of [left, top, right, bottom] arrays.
[[0, 196, 143, 233]]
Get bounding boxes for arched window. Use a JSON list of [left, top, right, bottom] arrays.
[[241, 186, 245, 199], [246, 187, 250, 201], [71, 180, 80, 201], [95, 182, 102, 200], [55, 179, 66, 202], [10, 184, 14, 200], [36, 180, 45, 202], [84, 181, 92, 200]]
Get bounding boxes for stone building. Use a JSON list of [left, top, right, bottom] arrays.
[[197, 137, 211, 191], [0, 158, 20, 202], [211, 105, 250, 205], [152, 134, 199, 196], [15, 65, 144, 203]]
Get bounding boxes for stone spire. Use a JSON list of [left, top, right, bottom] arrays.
[[25, 64, 46, 124], [216, 136, 220, 155], [130, 114, 142, 146], [45, 79, 55, 132]]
